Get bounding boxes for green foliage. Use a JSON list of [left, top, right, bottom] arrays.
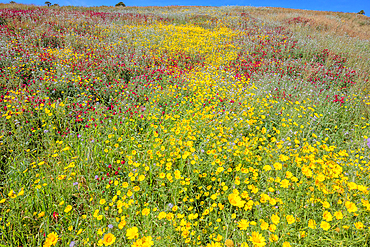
[[357, 10, 365, 15], [115, 1, 125, 7]]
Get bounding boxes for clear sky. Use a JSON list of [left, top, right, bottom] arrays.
[[1, 0, 369, 16]]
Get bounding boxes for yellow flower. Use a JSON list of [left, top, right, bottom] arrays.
[[263, 165, 271, 171], [354, 222, 364, 230], [118, 219, 127, 229], [214, 234, 222, 242], [316, 173, 325, 182], [166, 212, 174, 221], [273, 162, 282, 170], [97, 239, 104, 246], [102, 233, 116, 246], [238, 219, 249, 230], [279, 154, 289, 161], [260, 220, 269, 230], [206, 242, 221, 247], [228, 193, 245, 208], [248, 231, 266, 247], [141, 236, 154, 247], [320, 221, 331, 231], [131, 238, 143, 247], [323, 211, 332, 222], [126, 226, 139, 240], [174, 170, 181, 179], [286, 215, 295, 224], [271, 214, 280, 224], [345, 201, 358, 213], [322, 201, 330, 208], [225, 239, 234, 247], [100, 199, 106, 205], [280, 179, 290, 188], [38, 211, 45, 218], [45, 232, 58, 246], [17, 189, 24, 196], [269, 234, 278, 242], [142, 208, 150, 216], [282, 242, 291, 247], [269, 224, 276, 232], [158, 212, 167, 220], [8, 190, 16, 199], [98, 228, 105, 236], [334, 211, 343, 220], [64, 205, 72, 213]]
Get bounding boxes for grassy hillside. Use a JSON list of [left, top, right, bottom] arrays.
[[0, 4, 370, 247]]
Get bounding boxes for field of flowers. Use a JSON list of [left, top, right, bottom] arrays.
[[1, 4, 370, 247]]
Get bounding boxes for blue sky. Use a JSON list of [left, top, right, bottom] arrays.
[[2, 0, 369, 16]]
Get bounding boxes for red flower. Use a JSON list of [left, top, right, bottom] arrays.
[[53, 212, 58, 219]]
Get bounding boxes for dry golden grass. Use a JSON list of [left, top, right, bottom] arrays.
[[246, 7, 370, 40]]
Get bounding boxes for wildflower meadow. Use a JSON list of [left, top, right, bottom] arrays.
[[0, 3, 370, 247]]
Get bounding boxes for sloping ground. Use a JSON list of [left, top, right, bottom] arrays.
[[248, 7, 370, 40], [0, 4, 369, 247]]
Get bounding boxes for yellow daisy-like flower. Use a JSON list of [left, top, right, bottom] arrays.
[[260, 220, 269, 230], [8, 190, 17, 199], [273, 162, 282, 170], [102, 233, 116, 246], [286, 215, 295, 224], [282, 242, 291, 247], [118, 219, 127, 229], [308, 219, 317, 229], [225, 239, 234, 247], [141, 236, 154, 247], [228, 193, 245, 208], [345, 201, 358, 213], [271, 214, 280, 224], [142, 208, 150, 216], [126, 226, 139, 240], [64, 205, 72, 213], [238, 219, 249, 230], [320, 221, 331, 231], [323, 211, 333, 222], [248, 231, 266, 247], [45, 232, 59, 246], [334, 211, 343, 220], [158, 212, 167, 220], [354, 222, 364, 230], [206, 241, 221, 247]]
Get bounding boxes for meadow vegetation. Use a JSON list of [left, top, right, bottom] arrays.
[[0, 3, 370, 247]]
